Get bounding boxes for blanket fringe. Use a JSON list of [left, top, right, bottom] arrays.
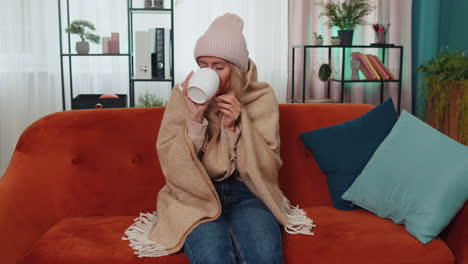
[[282, 197, 316, 235], [122, 211, 169, 258]]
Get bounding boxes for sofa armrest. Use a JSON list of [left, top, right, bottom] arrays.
[[443, 202, 468, 264], [0, 158, 59, 264]]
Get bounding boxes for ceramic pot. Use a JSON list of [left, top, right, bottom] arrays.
[[338, 30, 354, 46], [331, 38, 341, 45], [313, 39, 323, 46], [76, 41, 90, 54]]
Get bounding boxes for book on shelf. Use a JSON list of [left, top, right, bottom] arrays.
[[362, 54, 381, 80], [351, 52, 377, 80], [367, 54, 390, 80], [351, 52, 397, 81], [149, 28, 173, 80], [370, 55, 396, 80]]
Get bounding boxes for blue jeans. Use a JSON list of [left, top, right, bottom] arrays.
[[183, 176, 284, 264]]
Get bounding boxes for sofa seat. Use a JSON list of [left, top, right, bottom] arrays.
[[17, 216, 189, 264], [284, 207, 455, 264], [18, 206, 454, 264]]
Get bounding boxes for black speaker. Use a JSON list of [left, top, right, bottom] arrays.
[[72, 94, 127, 110], [151, 28, 165, 79]]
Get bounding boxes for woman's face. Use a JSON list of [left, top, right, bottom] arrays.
[[197, 56, 232, 96]]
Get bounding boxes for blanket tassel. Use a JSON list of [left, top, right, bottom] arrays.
[[122, 211, 169, 258], [282, 197, 316, 235]]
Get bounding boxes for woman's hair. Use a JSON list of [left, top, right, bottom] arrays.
[[229, 61, 249, 99]]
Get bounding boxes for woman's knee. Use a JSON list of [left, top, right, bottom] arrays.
[[184, 242, 236, 264], [183, 219, 236, 264], [243, 241, 284, 264]]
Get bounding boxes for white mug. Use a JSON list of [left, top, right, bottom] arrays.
[[180, 68, 220, 104]]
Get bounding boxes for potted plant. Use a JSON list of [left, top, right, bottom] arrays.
[[313, 32, 324, 46], [417, 49, 468, 145], [137, 91, 167, 107], [65, 20, 100, 54], [331, 35, 341, 46], [317, 0, 375, 46]]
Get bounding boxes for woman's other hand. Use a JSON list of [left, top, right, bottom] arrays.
[[216, 91, 241, 132]]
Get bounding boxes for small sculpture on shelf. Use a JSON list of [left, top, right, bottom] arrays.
[[145, 0, 152, 8], [153, 0, 163, 8], [65, 20, 100, 54], [145, 0, 163, 8], [313, 32, 323, 46], [318, 63, 332, 81], [351, 58, 361, 80]]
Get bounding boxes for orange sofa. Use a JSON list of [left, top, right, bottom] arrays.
[[1, 103, 466, 264]]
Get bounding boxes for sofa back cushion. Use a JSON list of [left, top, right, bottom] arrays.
[[10, 103, 373, 217], [11, 107, 167, 217]]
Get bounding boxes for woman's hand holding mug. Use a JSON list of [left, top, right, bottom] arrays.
[[182, 68, 240, 131]]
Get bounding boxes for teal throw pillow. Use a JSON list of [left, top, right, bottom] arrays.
[[342, 110, 468, 244]]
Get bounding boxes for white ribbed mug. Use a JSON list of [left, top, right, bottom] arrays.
[[181, 68, 220, 104]]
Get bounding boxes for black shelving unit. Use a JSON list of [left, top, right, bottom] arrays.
[[57, 0, 175, 110], [291, 45, 404, 113]]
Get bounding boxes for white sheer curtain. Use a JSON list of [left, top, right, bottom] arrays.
[[174, 0, 288, 102], [0, 0, 288, 176], [0, 0, 61, 177]]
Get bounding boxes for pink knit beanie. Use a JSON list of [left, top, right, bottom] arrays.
[[194, 13, 249, 72]]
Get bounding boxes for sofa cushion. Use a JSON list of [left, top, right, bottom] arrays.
[[18, 216, 189, 264], [278, 103, 374, 209], [342, 110, 468, 244], [18, 208, 454, 264], [300, 99, 398, 210], [284, 207, 454, 264]]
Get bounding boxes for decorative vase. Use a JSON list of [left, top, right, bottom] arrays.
[[331, 38, 341, 46], [102, 37, 110, 54], [318, 64, 332, 81], [374, 31, 388, 44], [338, 30, 354, 46], [110, 32, 120, 54], [76, 41, 90, 54], [314, 39, 323, 46]]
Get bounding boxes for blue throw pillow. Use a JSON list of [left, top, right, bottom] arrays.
[[342, 110, 468, 244], [300, 99, 398, 210]]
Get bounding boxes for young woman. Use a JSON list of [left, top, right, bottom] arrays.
[[123, 13, 314, 264]]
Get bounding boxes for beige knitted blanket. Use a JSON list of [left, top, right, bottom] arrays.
[[122, 60, 315, 258]]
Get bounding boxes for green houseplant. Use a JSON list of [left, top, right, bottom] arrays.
[[417, 49, 468, 145], [317, 0, 375, 46], [313, 32, 324, 45], [65, 20, 100, 54], [136, 91, 167, 107]]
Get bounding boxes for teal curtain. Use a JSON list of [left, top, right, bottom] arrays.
[[412, 0, 468, 119]]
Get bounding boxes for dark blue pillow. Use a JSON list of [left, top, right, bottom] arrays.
[[300, 99, 398, 210]]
